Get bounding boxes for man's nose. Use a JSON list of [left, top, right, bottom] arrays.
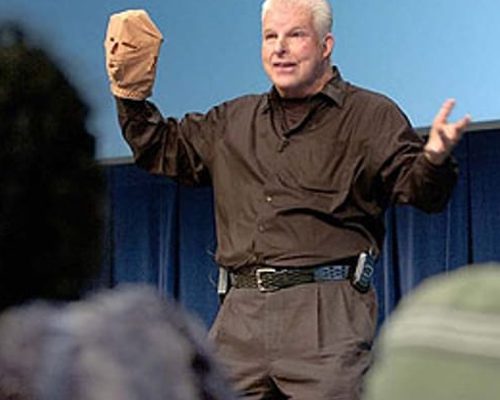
[[274, 37, 288, 54]]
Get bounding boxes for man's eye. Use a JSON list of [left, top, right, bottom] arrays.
[[291, 31, 306, 38], [264, 33, 277, 40]]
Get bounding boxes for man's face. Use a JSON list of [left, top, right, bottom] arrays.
[[261, 2, 333, 98]]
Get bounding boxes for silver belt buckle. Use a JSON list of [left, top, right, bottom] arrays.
[[255, 267, 277, 292]]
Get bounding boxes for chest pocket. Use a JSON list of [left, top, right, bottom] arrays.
[[287, 134, 352, 190], [273, 135, 356, 215]]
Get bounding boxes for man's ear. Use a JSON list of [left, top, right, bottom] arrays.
[[322, 33, 335, 59]]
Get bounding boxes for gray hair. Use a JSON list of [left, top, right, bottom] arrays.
[[261, 0, 333, 39]]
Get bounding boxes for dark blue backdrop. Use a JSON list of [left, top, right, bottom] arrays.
[[100, 129, 500, 329]]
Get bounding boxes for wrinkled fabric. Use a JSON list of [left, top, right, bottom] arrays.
[[210, 281, 377, 399], [0, 285, 235, 400], [104, 9, 163, 100], [115, 67, 458, 270]]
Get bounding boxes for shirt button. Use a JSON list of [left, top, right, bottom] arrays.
[[258, 224, 265, 232], [265, 195, 273, 203]]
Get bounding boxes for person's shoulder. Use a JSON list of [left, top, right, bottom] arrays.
[[347, 82, 402, 111], [343, 82, 412, 127], [213, 92, 267, 112], [201, 93, 268, 126]]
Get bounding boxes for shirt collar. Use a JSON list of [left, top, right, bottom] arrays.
[[261, 65, 346, 114], [321, 66, 346, 106]]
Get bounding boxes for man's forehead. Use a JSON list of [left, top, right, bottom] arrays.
[[262, 5, 313, 30]]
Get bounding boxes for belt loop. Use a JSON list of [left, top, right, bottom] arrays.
[[217, 266, 230, 302]]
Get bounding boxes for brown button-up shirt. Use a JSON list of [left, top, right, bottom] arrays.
[[116, 67, 457, 270]]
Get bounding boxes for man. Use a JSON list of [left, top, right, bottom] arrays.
[[106, 0, 470, 398]]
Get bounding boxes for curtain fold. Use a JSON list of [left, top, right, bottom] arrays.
[[102, 165, 180, 293], [469, 130, 500, 262]]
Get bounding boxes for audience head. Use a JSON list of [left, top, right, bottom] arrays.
[[363, 263, 500, 400]]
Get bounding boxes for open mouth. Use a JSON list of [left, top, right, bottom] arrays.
[[273, 61, 297, 72]]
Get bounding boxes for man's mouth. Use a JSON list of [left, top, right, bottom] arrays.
[[273, 61, 297, 71]]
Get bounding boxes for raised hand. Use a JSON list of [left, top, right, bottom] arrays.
[[424, 99, 471, 165]]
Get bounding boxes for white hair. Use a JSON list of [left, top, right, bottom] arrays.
[[261, 0, 333, 39]]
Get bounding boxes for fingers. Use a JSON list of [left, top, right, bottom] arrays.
[[441, 124, 461, 147], [454, 114, 472, 133], [433, 99, 471, 135], [425, 100, 471, 165], [433, 98, 456, 125], [443, 114, 471, 146]]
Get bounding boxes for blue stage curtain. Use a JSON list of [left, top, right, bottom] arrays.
[[100, 165, 180, 295], [373, 136, 471, 326], [176, 184, 219, 325], [468, 130, 500, 262], [100, 129, 500, 329]]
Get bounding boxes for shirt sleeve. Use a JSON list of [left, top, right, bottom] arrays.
[[115, 97, 224, 186], [372, 100, 458, 213]]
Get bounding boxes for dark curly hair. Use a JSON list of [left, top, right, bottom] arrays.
[[0, 23, 105, 309]]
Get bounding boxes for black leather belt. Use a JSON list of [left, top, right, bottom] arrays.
[[230, 264, 352, 292]]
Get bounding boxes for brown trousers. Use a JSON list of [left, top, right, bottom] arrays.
[[209, 280, 377, 400]]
